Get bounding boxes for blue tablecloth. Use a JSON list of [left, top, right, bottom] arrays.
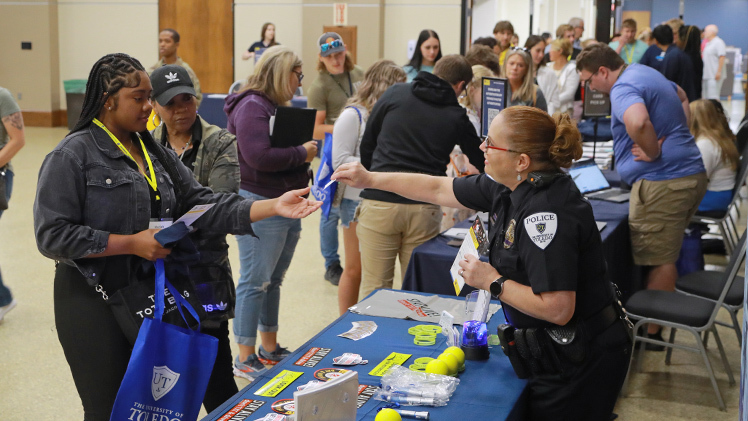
[[403, 200, 640, 301], [197, 95, 309, 130], [202, 291, 528, 421]]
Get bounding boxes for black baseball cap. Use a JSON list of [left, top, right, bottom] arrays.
[[150, 65, 196, 105]]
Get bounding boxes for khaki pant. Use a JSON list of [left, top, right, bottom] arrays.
[[628, 172, 707, 266], [356, 199, 442, 300]]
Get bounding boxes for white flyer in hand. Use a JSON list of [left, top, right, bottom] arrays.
[[175, 204, 215, 227], [449, 218, 488, 295]]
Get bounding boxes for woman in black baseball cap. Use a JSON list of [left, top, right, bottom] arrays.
[[150, 64, 243, 411]]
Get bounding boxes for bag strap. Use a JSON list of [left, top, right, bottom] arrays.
[[344, 106, 364, 158], [155, 259, 201, 331]]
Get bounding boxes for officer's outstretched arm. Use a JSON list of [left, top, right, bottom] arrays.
[[333, 162, 467, 209]]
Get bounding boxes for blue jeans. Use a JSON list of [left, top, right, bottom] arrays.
[[319, 205, 340, 268], [233, 189, 301, 347], [0, 169, 13, 307]]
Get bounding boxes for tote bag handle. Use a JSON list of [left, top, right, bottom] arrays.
[[154, 258, 202, 332]]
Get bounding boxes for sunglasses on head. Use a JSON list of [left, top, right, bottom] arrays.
[[321, 39, 343, 52], [510, 46, 529, 53]]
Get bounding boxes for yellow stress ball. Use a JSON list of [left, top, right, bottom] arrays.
[[444, 346, 466, 366], [438, 352, 459, 375], [425, 359, 450, 375], [375, 408, 402, 421]]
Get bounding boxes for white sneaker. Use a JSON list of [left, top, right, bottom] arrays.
[[0, 299, 16, 322]]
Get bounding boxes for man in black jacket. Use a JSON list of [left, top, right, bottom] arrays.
[[356, 54, 485, 298]]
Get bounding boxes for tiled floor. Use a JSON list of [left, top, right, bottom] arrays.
[[0, 105, 744, 419]]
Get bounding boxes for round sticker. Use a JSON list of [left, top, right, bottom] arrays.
[[271, 398, 295, 415], [313, 368, 349, 382]]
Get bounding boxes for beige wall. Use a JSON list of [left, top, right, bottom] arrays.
[[57, 0, 158, 109], [383, 0, 462, 65], [234, 0, 305, 85], [0, 2, 59, 111]]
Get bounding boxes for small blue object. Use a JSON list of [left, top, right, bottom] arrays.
[[461, 320, 489, 360]]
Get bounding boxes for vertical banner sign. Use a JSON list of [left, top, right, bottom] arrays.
[[741, 247, 747, 420], [334, 3, 348, 26], [481, 77, 508, 138]]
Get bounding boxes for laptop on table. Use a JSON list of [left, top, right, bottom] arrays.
[[569, 159, 630, 203]]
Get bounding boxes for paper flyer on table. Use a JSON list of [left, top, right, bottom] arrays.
[[449, 218, 488, 295], [349, 289, 500, 325]]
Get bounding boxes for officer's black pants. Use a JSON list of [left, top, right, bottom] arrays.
[[525, 321, 631, 421], [54, 263, 237, 421]]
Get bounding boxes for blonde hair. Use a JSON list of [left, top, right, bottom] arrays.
[[502, 106, 582, 170], [502, 49, 535, 103], [317, 52, 355, 73], [551, 38, 573, 57], [690, 99, 739, 171], [460, 65, 494, 111], [242, 46, 302, 104], [347, 60, 406, 113]]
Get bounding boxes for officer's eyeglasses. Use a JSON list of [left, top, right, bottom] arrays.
[[482, 135, 521, 154], [293, 70, 304, 83], [320, 40, 343, 53]]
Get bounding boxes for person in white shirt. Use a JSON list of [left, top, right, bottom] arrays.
[[547, 39, 579, 114], [331, 60, 406, 314], [701, 24, 727, 100], [690, 99, 739, 212], [525, 35, 560, 115]]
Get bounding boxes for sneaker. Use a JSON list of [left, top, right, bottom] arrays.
[[0, 299, 17, 322], [258, 343, 292, 365], [233, 354, 268, 380], [324, 262, 343, 286], [645, 331, 666, 352]]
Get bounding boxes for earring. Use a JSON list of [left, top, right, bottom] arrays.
[[108, 106, 111, 110], [517, 172, 522, 181]]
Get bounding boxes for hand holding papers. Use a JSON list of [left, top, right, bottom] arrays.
[[449, 218, 488, 295]]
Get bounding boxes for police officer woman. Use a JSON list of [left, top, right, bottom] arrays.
[[332, 106, 631, 420]]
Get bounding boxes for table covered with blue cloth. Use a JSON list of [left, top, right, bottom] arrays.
[[202, 291, 528, 421], [403, 199, 640, 301]]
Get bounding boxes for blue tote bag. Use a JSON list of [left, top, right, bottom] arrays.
[[110, 259, 218, 421], [311, 132, 337, 218]]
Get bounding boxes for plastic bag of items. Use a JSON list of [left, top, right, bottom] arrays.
[[374, 365, 460, 406]]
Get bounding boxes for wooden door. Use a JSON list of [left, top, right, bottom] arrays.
[[159, 0, 233, 94]]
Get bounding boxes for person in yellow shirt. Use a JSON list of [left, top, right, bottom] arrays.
[[493, 21, 515, 67]]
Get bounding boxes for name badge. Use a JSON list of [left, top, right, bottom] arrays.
[[149, 218, 173, 230]]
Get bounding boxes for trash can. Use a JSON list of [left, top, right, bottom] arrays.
[[64, 80, 87, 130]]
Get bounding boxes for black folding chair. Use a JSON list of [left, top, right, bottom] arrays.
[[620, 231, 746, 411]]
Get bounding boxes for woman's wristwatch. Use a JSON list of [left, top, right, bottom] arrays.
[[490, 276, 508, 298]]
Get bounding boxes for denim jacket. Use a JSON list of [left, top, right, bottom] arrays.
[[34, 123, 255, 287]]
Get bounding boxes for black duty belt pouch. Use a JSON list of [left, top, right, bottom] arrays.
[[498, 324, 530, 379], [499, 319, 588, 379]]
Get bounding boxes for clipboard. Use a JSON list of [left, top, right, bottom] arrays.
[[269, 106, 317, 148]]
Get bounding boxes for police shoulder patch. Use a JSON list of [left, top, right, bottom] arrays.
[[523, 212, 557, 250]]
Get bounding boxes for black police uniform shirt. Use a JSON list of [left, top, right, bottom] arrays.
[[453, 173, 613, 329]]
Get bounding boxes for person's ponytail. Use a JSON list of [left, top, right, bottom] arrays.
[[548, 112, 583, 169]]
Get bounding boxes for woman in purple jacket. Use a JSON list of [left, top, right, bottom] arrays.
[[224, 46, 318, 379]]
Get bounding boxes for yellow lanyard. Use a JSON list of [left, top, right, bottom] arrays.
[[623, 43, 635, 64], [92, 118, 159, 199]]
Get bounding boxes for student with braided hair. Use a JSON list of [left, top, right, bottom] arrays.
[[33, 53, 321, 420]]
